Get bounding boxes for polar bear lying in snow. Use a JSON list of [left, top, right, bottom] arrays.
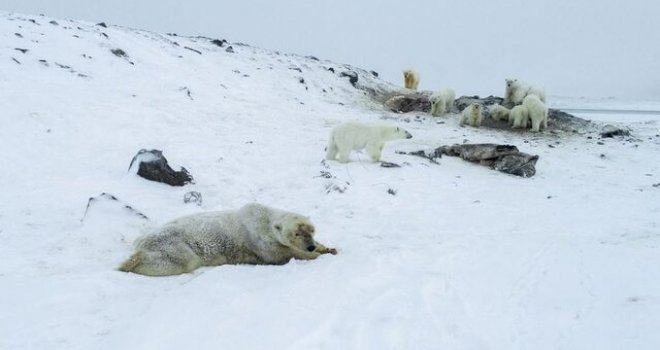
[[118, 203, 337, 276]]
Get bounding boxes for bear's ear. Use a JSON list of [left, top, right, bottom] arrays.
[[274, 224, 282, 231]]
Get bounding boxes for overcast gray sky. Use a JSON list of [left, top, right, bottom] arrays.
[[3, 0, 659, 100]]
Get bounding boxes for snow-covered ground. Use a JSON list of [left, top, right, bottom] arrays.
[[1, 12, 660, 350]]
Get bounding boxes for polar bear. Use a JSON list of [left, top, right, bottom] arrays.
[[509, 105, 530, 129], [430, 88, 456, 116], [489, 104, 510, 122], [118, 203, 337, 276], [503, 79, 546, 107], [326, 121, 412, 163], [460, 103, 483, 127], [523, 94, 548, 132], [403, 69, 420, 90]]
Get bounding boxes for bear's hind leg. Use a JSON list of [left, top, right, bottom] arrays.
[[337, 146, 352, 163]]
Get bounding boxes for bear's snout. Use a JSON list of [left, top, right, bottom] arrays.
[[306, 245, 316, 252]]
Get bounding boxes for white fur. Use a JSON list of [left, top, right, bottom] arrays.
[[430, 88, 456, 116], [118, 203, 335, 276], [326, 122, 413, 163], [403, 69, 420, 90], [504, 79, 546, 107], [489, 104, 511, 122], [510, 105, 530, 129], [523, 94, 548, 132], [460, 103, 483, 127]]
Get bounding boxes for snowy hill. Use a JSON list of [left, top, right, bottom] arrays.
[[1, 12, 660, 350]]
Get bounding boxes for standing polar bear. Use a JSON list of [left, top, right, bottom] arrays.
[[326, 121, 413, 163], [504, 79, 546, 107], [509, 105, 530, 129], [523, 94, 548, 132], [460, 103, 483, 127], [118, 203, 337, 276], [403, 69, 420, 90], [430, 88, 456, 116]]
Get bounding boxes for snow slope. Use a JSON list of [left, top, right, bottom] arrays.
[[1, 12, 660, 350]]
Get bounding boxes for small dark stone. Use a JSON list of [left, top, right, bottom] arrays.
[[111, 48, 127, 58], [327, 67, 335, 73], [548, 144, 555, 148], [12, 57, 21, 65], [380, 162, 401, 168], [28, 19, 38, 24], [100, 32, 109, 39], [210, 39, 227, 47], [289, 66, 303, 73], [55, 62, 70, 69], [167, 32, 178, 36], [225, 46, 234, 53], [183, 191, 203, 206], [49, 20, 58, 25], [96, 22, 107, 28], [14, 48, 28, 54], [298, 77, 305, 84], [652, 183, 660, 188], [587, 136, 593, 139], [370, 70, 379, 77], [387, 188, 397, 195], [128, 149, 194, 186], [597, 141, 605, 145], [14, 33, 23, 38], [340, 71, 358, 87], [306, 55, 319, 61]]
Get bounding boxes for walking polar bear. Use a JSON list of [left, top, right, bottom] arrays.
[[460, 103, 483, 127], [523, 94, 548, 132], [326, 121, 413, 163], [504, 79, 546, 107], [403, 69, 420, 90], [118, 203, 337, 276], [430, 88, 456, 116]]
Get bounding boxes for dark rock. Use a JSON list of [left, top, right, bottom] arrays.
[[184, 46, 202, 55], [14, 48, 28, 54], [653, 183, 660, 188], [370, 70, 379, 77], [100, 32, 109, 39], [12, 58, 20, 65], [387, 188, 397, 195], [417, 143, 539, 177], [81, 192, 149, 222], [385, 94, 431, 113], [55, 62, 70, 69], [298, 77, 305, 84], [49, 20, 58, 25], [340, 71, 358, 87], [210, 39, 227, 47], [96, 22, 107, 28], [111, 48, 127, 58], [600, 125, 631, 138], [327, 67, 335, 73], [183, 191, 203, 206], [14, 33, 23, 38], [128, 149, 194, 186], [380, 162, 401, 168], [225, 46, 234, 53], [306, 55, 320, 61], [289, 66, 303, 73]]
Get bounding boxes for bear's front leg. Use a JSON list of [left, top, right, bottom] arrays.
[[313, 241, 338, 255], [366, 143, 383, 162]]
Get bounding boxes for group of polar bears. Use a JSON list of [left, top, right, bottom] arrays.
[[403, 70, 549, 132]]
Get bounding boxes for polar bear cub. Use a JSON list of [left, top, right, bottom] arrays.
[[504, 79, 546, 107], [326, 121, 413, 163], [118, 203, 337, 276], [523, 94, 548, 132], [509, 105, 530, 129], [403, 69, 420, 90], [460, 103, 483, 127], [430, 88, 456, 116], [489, 104, 510, 122]]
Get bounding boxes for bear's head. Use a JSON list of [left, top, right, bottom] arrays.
[[506, 79, 517, 88], [387, 126, 413, 140], [273, 214, 317, 252]]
